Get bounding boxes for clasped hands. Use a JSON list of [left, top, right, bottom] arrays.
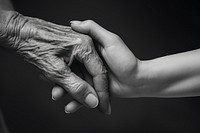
[[0, 11, 143, 114]]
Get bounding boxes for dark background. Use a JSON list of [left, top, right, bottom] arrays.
[[0, 0, 200, 133]]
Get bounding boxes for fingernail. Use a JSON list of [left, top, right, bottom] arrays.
[[52, 96, 55, 101], [65, 110, 70, 114], [85, 93, 99, 108], [52, 87, 63, 100], [70, 20, 82, 25]]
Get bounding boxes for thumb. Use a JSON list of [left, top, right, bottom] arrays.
[[59, 72, 99, 109], [70, 20, 115, 48]]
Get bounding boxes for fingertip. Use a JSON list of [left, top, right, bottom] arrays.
[[65, 101, 83, 113], [84, 93, 99, 108], [52, 86, 65, 100], [70, 20, 95, 32], [70, 20, 82, 25], [65, 110, 70, 114], [72, 20, 113, 46], [92, 74, 111, 114], [52, 96, 55, 101], [70, 21, 86, 33], [97, 92, 111, 115], [62, 72, 99, 109]]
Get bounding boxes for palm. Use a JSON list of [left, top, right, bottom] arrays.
[[99, 39, 139, 97], [107, 50, 138, 97]]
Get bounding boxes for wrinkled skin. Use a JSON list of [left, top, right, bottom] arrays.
[[0, 11, 110, 114]]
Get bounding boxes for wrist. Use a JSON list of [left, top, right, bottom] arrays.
[[0, 10, 16, 46], [133, 59, 160, 97], [0, 10, 25, 49]]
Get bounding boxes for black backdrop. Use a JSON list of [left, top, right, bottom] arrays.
[[0, 0, 200, 133]]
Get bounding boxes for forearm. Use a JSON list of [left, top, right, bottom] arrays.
[[0, 10, 19, 48], [0, 0, 14, 10], [139, 49, 200, 97]]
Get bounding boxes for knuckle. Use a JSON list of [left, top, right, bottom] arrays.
[[47, 56, 66, 71], [85, 20, 95, 25], [74, 35, 94, 61], [108, 33, 122, 44], [82, 34, 93, 46], [71, 82, 87, 98], [75, 33, 93, 48], [110, 33, 121, 41], [40, 57, 71, 79], [93, 74, 108, 92]]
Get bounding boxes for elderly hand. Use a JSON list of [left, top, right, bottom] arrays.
[[0, 11, 110, 114]]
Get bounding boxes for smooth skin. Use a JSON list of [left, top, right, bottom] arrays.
[[52, 20, 200, 113]]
